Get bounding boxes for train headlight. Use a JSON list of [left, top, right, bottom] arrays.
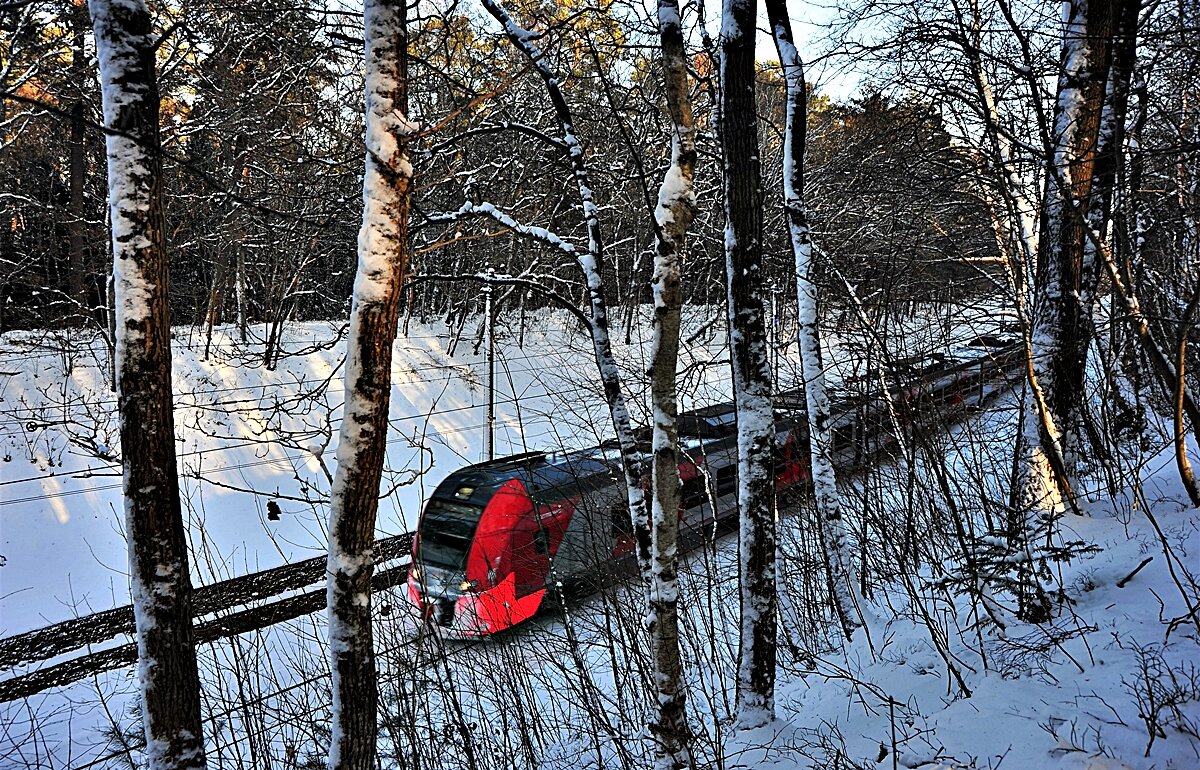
[[459, 579, 478, 592], [410, 566, 421, 582]]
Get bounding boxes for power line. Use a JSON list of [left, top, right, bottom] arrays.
[[0, 370, 736, 507], [0, 351, 655, 485]]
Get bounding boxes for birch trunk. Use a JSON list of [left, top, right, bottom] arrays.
[[954, 0, 1039, 285], [765, 0, 864, 641], [648, 0, 697, 764], [481, 0, 651, 578], [89, 0, 206, 767], [326, 2, 412, 768], [720, 0, 777, 729]]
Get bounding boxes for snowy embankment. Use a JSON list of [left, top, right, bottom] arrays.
[[403, 395, 1199, 770], [736, 444, 1200, 770], [0, 314, 695, 636], [3, 304, 1195, 770], [0, 303, 999, 637]]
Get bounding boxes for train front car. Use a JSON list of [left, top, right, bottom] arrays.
[[407, 449, 622, 636]]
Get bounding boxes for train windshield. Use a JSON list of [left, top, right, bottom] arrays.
[[416, 499, 483, 570]]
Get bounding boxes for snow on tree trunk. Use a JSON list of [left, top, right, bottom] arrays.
[[480, 0, 651, 578], [720, 0, 777, 730], [959, 1, 1039, 286], [765, 0, 864, 641], [1080, 0, 1137, 313], [1019, 0, 1121, 517], [647, 0, 697, 765], [89, 1, 206, 767], [68, 0, 89, 314], [326, 2, 412, 768]]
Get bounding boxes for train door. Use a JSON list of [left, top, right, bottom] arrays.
[[513, 491, 576, 597], [509, 513, 549, 598]]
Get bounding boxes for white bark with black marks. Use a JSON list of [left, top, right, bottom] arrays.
[[648, 0, 697, 765], [480, 0, 652, 578], [765, 0, 865, 641]]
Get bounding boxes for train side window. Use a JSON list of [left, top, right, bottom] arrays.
[[680, 476, 706, 509], [611, 507, 632, 538], [833, 424, 856, 452], [715, 464, 737, 496]]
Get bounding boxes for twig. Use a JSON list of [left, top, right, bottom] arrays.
[[1117, 557, 1154, 588]]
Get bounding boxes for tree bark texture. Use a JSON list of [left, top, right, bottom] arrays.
[[720, 0, 777, 729], [326, 2, 412, 768], [765, 0, 863, 641], [1022, 0, 1122, 511], [954, 0, 1039, 287], [481, 0, 652, 579], [89, 0, 206, 767], [648, 0, 697, 765], [68, 0, 90, 314], [1081, 0, 1138, 294], [1176, 287, 1200, 507]]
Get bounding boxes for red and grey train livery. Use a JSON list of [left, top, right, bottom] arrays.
[[405, 407, 793, 636], [406, 342, 1021, 636]]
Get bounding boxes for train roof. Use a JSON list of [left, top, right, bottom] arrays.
[[677, 401, 737, 438], [431, 446, 619, 505]]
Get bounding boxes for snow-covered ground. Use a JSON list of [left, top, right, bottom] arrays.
[[3, 305, 1196, 769], [0, 305, 1003, 635], [0, 313, 711, 636]]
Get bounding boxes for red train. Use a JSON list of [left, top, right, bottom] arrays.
[[406, 343, 1020, 636]]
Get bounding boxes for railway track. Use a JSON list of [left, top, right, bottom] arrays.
[[0, 533, 412, 702]]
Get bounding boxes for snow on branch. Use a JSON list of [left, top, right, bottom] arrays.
[[427, 201, 580, 257], [479, 0, 605, 270]]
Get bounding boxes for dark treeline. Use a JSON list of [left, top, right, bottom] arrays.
[[4, 0, 1002, 341]]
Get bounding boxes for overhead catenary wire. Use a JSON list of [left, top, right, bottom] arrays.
[[0, 344, 627, 422], [0, 367, 738, 505]]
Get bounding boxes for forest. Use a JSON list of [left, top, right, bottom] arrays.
[[0, 0, 1198, 769]]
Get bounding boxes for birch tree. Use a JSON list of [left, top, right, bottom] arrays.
[[720, 0, 777, 729], [479, 0, 652, 575], [764, 0, 864, 641], [325, 2, 413, 768], [647, 0, 697, 764], [89, 0, 206, 767]]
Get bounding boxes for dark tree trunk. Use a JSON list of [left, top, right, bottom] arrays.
[[719, 0, 777, 729], [89, 0, 206, 767], [1023, 0, 1123, 504], [325, 2, 411, 768], [68, 0, 90, 316]]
